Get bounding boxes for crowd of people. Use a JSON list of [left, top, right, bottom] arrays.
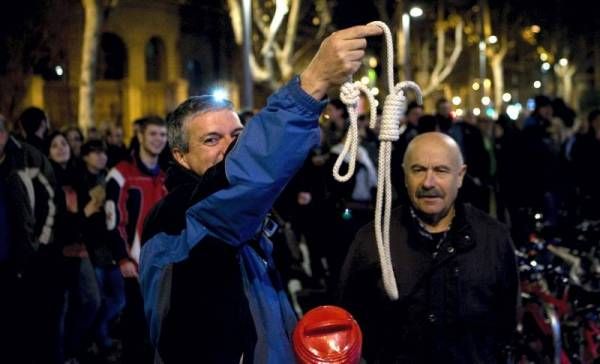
[[0, 22, 599, 364], [0, 107, 172, 363]]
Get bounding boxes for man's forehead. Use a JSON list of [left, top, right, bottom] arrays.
[[192, 109, 240, 125], [407, 141, 461, 166]]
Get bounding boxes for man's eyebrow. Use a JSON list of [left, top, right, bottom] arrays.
[[199, 131, 222, 139]]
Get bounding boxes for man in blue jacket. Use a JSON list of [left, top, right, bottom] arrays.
[[140, 24, 383, 363]]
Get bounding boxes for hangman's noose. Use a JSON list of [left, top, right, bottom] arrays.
[[332, 21, 423, 300]]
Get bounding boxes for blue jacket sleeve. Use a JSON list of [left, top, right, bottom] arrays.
[[187, 75, 325, 244], [140, 76, 326, 346]]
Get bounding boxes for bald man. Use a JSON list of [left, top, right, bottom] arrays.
[[339, 132, 519, 363]]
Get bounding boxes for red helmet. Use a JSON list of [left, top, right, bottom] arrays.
[[293, 305, 362, 364]]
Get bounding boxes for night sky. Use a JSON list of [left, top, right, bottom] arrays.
[[332, 0, 600, 41]]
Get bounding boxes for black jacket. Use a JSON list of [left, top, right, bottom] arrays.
[[141, 163, 257, 363], [1, 136, 58, 275], [339, 203, 519, 363]]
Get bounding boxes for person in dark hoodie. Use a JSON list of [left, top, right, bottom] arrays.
[[19, 106, 50, 151], [139, 24, 384, 364], [0, 115, 62, 363]]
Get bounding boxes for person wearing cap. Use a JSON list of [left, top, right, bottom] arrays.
[[339, 132, 519, 363], [138, 24, 384, 364]]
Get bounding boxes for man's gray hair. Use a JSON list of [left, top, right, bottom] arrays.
[[167, 96, 234, 152]]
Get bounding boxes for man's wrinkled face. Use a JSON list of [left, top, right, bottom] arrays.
[[174, 109, 243, 176], [404, 133, 466, 223], [139, 124, 167, 157]]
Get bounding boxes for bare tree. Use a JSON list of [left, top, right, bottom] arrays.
[[227, 0, 332, 90], [375, 0, 464, 97], [554, 60, 576, 106], [78, 0, 118, 132], [419, 7, 463, 97], [79, 0, 103, 132], [482, 1, 514, 111]]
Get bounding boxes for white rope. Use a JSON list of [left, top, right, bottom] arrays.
[[332, 81, 378, 181], [331, 21, 423, 301]]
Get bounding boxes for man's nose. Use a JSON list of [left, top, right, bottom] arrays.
[[221, 136, 236, 153], [422, 169, 436, 188]]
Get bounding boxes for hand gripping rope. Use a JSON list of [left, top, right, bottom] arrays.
[[332, 21, 423, 300]]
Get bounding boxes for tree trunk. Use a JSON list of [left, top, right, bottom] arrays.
[[422, 13, 463, 96], [555, 64, 576, 106], [227, 0, 330, 90], [79, 0, 102, 133], [489, 47, 507, 111]]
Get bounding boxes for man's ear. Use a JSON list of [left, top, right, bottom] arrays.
[[171, 148, 190, 169], [457, 164, 467, 188]]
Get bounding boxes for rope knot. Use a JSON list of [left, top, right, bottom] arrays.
[[340, 81, 360, 107], [379, 92, 406, 142]]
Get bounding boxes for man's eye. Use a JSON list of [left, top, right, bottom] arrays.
[[204, 137, 219, 145]]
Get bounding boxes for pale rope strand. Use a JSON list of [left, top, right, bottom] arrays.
[[332, 81, 378, 182], [368, 21, 394, 93], [331, 21, 423, 301], [333, 22, 387, 182], [375, 81, 423, 300]]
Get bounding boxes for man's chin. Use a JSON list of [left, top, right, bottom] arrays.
[[149, 148, 164, 156], [417, 200, 443, 213], [415, 205, 449, 224]]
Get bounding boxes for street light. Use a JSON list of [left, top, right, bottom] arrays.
[[541, 62, 551, 71], [403, 6, 423, 80], [409, 6, 423, 17]]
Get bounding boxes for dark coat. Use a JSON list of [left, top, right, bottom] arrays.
[[1, 136, 58, 275], [142, 163, 257, 363], [339, 203, 519, 364]]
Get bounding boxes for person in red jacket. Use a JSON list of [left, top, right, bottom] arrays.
[[105, 115, 167, 362]]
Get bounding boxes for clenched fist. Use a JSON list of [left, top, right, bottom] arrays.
[[300, 24, 383, 100]]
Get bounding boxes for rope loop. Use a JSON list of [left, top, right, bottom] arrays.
[[379, 92, 405, 142], [339, 81, 361, 107], [330, 21, 423, 301]]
